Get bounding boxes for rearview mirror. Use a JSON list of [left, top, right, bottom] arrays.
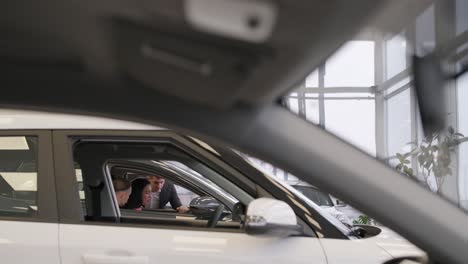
[[245, 198, 301, 237], [413, 54, 446, 136]]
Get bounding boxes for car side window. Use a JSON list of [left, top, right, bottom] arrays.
[[0, 136, 38, 217], [174, 184, 199, 208], [73, 141, 245, 230]]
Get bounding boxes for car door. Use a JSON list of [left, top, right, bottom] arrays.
[[52, 130, 327, 264], [0, 131, 60, 264]]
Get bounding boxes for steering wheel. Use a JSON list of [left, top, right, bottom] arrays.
[[207, 204, 225, 228]]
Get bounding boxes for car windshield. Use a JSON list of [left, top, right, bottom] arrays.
[[242, 155, 354, 234], [293, 185, 334, 207], [154, 160, 239, 204], [280, 0, 468, 221]]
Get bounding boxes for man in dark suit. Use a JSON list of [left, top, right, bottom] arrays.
[[147, 175, 189, 213]]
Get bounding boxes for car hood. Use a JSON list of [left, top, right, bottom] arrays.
[[365, 226, 425, 258], [319, 226, 425, 263]]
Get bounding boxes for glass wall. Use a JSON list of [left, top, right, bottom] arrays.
[[457, 73, 468, 209], [456, 0, 468, 35], [385, 32, 407, 79], [281, 41, 376, 181], [386, 89, 411, 164], [280, 0, 468, 213], [325, 41, 375, 87], [456, 0, 468, 209], [324, 99, 375, 155], [284, 40, 377, 161]]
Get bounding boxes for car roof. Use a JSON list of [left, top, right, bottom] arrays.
[[0, 109, 162, 130], [2, 0, 426, 108]]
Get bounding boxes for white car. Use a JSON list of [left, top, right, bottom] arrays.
[[0, 110, 422, 264], [292, 184, 362, 225]]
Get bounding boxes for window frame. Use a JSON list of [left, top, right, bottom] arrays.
[[104, 162, 243, 230], [0, 130, 57, 222], [52, 130, 256, 233]]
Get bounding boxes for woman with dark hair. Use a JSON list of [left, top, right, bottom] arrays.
[[124, 178, 151, 210]]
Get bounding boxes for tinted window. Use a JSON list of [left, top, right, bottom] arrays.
[[73, 141, 244, 230], [293, 185, 334, 207], [174, 184, 199, 208], [0, 136, 38, 217]]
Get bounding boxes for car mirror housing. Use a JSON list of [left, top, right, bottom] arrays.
[[245, 198, 301, 237], [189, 196, 224, 219], [335, 199, 347, 207]]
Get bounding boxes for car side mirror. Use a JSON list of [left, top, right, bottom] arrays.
[[351, 224, 381, 238], [189, 196, 222, 219], [335, 199, 346, 207], [245, 198, 301, 237]]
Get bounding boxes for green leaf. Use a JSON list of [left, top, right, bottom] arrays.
[[396, 164, 403, 171], [404, 159, 410, 164], [354, 215, 370, 225], [403, 152, 412, 159], [403, 166, 413, 176], [396, 153, 403, 161], [405, 142, 418, 148]]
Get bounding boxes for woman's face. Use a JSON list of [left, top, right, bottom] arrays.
[[142, 184, 152, 208]]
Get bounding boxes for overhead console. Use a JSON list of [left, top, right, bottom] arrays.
[[111, 16, 274, 107], [184, 0, 278, 43]]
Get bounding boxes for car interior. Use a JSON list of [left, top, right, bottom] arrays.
[[111, 163, 242, 224], [73, 139, 252, 230], [0, 137, 38, 217]]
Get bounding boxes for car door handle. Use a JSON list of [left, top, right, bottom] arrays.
[[83, 253, 149, 264]]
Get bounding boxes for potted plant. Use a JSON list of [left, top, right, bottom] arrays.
[[392, 126, 468, 193]]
